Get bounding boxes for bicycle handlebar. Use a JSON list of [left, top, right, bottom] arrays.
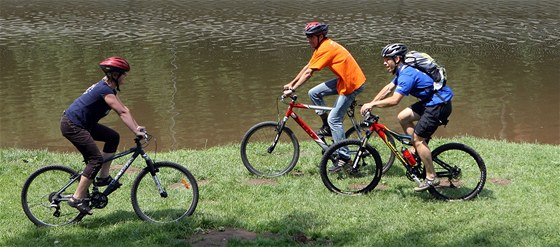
[[134, 131, 151, 144], [363, 111, 379, 125], [280, 93, 297, 104]]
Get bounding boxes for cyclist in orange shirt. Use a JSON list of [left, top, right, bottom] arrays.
[[283, 22, 366, 172]]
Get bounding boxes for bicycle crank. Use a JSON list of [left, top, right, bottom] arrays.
[[90, 191, 108, 209]]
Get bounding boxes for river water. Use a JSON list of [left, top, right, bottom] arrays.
[[0, 0, 558, 151]]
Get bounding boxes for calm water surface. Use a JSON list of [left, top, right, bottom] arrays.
[[1, 0, 558, 151]]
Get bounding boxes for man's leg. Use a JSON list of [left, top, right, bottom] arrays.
[[397, 107, 420, 137], [329, 86, 364, 158], [413, 134, 436, 180], [308, 78, 338, 135], [327, 85, 364, 172], [410, 103, 451, 192]]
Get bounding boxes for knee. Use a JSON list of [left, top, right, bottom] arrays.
[[308, 89, 317, 98], [397, 111, 408, 124], [327, 114, 342, 127], [412, 135, 428, 148], [84, 156, 103, 179], [104, 132, 120, 153]]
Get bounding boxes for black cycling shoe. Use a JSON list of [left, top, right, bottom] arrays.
[[316, 126, 332, 137], [67, 196, 93, 215], [329, 158, 352, 173], [95, 176, 121, 187]]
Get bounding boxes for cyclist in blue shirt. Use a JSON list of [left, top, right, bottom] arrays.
[[60, 56, 145, 214], [360, 43, 453, 192]]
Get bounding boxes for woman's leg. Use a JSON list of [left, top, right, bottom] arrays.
[[90, 124, 120, 179]]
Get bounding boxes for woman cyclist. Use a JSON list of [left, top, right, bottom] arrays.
[[60, 56, 145, 214]]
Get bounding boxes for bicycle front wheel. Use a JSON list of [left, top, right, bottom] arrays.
[[131, 162, 199, 223], [240, 121, 299, 177], [319, 139, 383, 195], [346, 124, 396, 174], [21, 165, 82, 226], [428, 143, 487, 201]]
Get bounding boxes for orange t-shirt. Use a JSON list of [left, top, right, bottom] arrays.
[[307, 38, 366, 95]]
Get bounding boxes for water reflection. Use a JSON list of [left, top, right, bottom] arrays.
[[0, 0, 558, 151]]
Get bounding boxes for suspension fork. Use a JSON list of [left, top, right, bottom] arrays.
[[268, 115, 289, 153], [268, 97, 301, 153], [346, 101, 364, 139], [348, 124, 376, 170], [141, 151, 168, 198]]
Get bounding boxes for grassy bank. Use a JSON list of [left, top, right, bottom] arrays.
[[1, 137, 559, 246]]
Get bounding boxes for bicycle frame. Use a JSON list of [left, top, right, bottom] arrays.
[[361, 113, 424, 184], [273, 95, 363, 152], [60, 135, 161, 198]]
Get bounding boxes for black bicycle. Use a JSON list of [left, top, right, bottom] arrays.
[[21, 133, 199, 226]]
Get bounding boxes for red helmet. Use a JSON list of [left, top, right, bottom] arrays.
[[99, 56, 130, 74], [304, 22, 328, 36]]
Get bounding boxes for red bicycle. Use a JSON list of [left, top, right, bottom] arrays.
[[240, 94, 395, 177]]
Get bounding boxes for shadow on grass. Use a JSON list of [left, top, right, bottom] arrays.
[[10, 208, 332, 246]]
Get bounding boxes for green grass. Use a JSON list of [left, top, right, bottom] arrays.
[[1, 136, 559, 246]]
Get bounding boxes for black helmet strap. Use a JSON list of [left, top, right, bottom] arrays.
[[105, 71, 123, 91]]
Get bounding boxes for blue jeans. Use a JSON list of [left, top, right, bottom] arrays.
[[308, 78, 365, 159]]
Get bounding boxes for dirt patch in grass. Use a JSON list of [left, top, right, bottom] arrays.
[[489, 178, 511, 185], [189, 227, 322, 246], [189, 228, 266, 246]]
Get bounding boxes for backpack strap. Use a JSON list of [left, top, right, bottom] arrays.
[[434, 90, 447, 104]]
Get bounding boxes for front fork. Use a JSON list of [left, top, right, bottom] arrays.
[[143, 153, 168, 198], [268, 117, 289, 153]]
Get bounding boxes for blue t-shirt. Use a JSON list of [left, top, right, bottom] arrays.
[[392, 65, 453, 106], [65, 80, 116, 129]]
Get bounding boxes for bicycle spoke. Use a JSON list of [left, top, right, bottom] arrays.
[[241, 122, 299, 177], [131, 162, 198, 223], [21, 165, 82, 226], [320, 140, 383, 195], [429, 143, 486, 200]]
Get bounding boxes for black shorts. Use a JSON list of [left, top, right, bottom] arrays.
[[410, 101, 452, 139]]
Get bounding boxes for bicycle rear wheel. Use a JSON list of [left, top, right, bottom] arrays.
[[428, 143, 487, 201], [131, 162, 198, 223], [346, 124, 395, 174], [319, 139, 383, 195], [21, 165, 82, 226], [240, 121, 299, 177]]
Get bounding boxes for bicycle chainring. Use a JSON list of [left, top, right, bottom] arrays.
[[405, 166, 424, 181], [90, 191, 108, 209]]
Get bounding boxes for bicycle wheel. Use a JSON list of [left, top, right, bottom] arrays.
[[346, 124, 395, 174], [428, 143, 487, 201], [319, 139, 383, 195], [240, 121, 299, 177], [131, 162, 199, 223], [21, 165, 82, 226]]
